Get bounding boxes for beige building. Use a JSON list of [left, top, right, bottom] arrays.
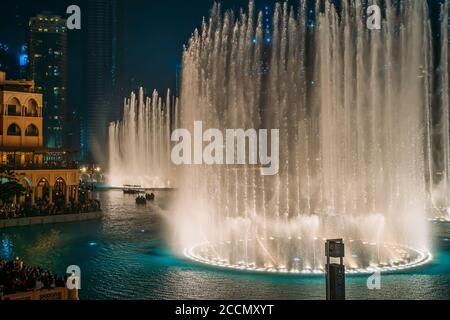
[[0, 71, 79, 205]]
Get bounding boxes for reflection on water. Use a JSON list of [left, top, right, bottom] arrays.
[[0, 190, 449, 300]]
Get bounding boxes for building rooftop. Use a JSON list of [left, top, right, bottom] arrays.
[[29, 13, 67, 33], [0, 71, 36, 92]]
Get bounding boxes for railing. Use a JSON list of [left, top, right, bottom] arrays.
[[3, 163, 79, 171], [0, 113, 41, 118], [0, 85, 39, 94], [2, 287, 70, 301]]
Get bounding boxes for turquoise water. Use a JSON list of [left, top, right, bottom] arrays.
[[1, 190, 449, 300]]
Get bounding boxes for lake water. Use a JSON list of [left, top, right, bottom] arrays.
[[1, 190, 449, 300]]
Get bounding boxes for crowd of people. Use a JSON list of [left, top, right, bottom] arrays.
[[0, 199, 101, 220], [0, 258, 66, 298]]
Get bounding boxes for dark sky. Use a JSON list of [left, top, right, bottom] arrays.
[[125, 0, 280, 92], [125, 0, 286, 93], [0, 0, 444, 95], [0, 0, 280, 94]]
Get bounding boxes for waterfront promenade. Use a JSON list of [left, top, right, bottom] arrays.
[[0, 210, 102, 229]]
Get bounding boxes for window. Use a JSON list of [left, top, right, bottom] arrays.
[[25, 124, 39, 137], [7, 105, 18, 115], [7, 124, 21, 136], [7, 97, 21, 116], [27, 99, 39, 117]]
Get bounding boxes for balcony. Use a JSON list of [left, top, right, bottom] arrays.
[[6, 111, 22, 116], [3, 162, 79, 171], [0, 84, 39, 94]]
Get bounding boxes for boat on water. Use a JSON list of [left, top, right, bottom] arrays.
[[135, 195, 147, 205], [123, 185, 144, 194]]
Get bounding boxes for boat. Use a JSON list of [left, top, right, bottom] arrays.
[[145, 193, 155, 201], [135, 195, 147, 205], [123, 185, 144, 194]]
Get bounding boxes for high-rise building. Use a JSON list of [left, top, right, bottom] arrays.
[[264, 6, 271, 43], [18, 44, 28, 79], [28, 13, 68, 149], [82, 0, 125, 164]]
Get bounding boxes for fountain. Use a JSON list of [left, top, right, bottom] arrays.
[[108, 88, 177, 188], [169, 0, 449, 274], [431, 0, 450, 221]]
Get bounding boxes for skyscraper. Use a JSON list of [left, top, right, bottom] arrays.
[[28, 13, 68, 149], [82, 0, 124, 164]]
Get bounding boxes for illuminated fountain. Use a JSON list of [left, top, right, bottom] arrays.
[[170, 0, 450, 274], [431, 1, 450, 222], [108, 88, 177, 188]]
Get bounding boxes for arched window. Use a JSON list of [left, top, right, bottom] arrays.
[[26, 99, 39, 117], [37, 178, 49, 188], [25, 124, 39, 136], [7, 97, 21, 116], [37, 178, 50, 203], [54, 178, 67, 201], [7, 123, 21, 136], [21, 176, 32, 189]]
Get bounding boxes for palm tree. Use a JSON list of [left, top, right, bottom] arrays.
[[0, 167, 26, 205]]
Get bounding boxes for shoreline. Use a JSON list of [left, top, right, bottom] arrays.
[[0, 211, 103, 229]]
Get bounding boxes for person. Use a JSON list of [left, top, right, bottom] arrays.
[[0, 258, 64, 296], [35, 278, 43, 290]]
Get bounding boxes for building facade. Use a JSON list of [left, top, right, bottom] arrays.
[[82, 0, 124, 163], [28, 13, 68, 149], [0, 71, 79, 205]]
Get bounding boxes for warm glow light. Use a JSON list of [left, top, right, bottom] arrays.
[[183, 241, 432, 276]]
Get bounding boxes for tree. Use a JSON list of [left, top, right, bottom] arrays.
[[0, 167, 26, 204]]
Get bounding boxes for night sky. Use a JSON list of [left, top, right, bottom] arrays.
[[0, 0, 445, 97], [125, 0, 277, 92], [0, 0, 283, 94]]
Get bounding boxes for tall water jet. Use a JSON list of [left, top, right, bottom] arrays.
[[170, 0, 448, 274], [108, 88, 176, 188], [431, 1, 450, 220]]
